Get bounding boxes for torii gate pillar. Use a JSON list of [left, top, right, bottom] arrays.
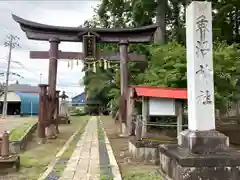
[[119, 40, 129, 136], [46, 37, 60, 138]]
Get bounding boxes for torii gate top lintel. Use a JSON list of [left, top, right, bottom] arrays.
[[12, 14, 158, 43]]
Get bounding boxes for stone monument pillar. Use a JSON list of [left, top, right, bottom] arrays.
[[181, 0, 227, 154], [158, 1, 240, 180]]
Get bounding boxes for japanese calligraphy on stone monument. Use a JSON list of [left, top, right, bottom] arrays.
[[196, 90, 212, 105], [196, 64, 212, 83], [196, 15, 210, 58], [195, 14, 213, 105]]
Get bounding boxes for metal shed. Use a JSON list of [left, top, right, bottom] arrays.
[[0, 91, 39, 115], [16, 92, 39, 115]]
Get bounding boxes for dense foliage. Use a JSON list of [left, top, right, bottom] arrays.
[[137, 42, 240, 109], [82, 0, 240, 114]]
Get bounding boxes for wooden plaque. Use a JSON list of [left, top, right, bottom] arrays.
[[83, 35, 96, 59]]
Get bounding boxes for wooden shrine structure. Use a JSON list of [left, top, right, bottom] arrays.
[[12, 14, 158, 137]]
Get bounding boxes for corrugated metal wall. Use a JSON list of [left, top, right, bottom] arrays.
[[16, 92, 39, 115]]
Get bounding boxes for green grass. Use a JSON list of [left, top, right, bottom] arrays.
[[9, 120, 37, 141], [100, 175, 113, 180], [98, 123, 105, 140], [54, 163, 66, 176], [123, 172, 160, 180]]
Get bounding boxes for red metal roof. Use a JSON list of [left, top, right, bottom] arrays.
[[132, 85, 187, 99]]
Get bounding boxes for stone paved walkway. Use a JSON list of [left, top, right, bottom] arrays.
[[59, 116, 101, 180]]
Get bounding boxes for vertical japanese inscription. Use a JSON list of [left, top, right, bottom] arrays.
[[196, 15, 209, 58], [196, 90, 212, 105], [83, 35, 96, 59], [195, 64, 212, 84], [195, 14, 212, 105]]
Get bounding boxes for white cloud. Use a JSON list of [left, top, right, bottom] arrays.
[[0, 0, 100, 98]]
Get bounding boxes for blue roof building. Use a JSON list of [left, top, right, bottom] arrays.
[[72, 92, 85, 106]]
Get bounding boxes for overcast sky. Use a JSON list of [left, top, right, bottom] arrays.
[[0, 0, 100, 98]]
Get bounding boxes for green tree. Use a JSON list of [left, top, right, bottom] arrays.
[[82, 0, 240, 115], [136, 42, 240, 110]]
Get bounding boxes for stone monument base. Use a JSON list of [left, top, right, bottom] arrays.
[[46, 124, 57, 139], [119, 123, 128, 137], [0, 155, 20, 171], [37, 138, 46, 144], [158, 130, 240, 180], [129, 137, 160, 164]]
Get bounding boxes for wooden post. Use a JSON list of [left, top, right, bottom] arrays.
[[177, 101, 183, 138], [131, 114, 136, 136], [136, 115, 142, 141], [47, 37, 60, 138], [1, 131, 9, 157], [37, 84, 48, 143], [142, 97, 148, 138], [127, 89, 135, 136], [55, 90, 60, 134], [119, 40, 129, 136]]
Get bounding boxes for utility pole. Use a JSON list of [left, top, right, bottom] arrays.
[[2, 35, 20, 118], [40, 73, 42, 84]]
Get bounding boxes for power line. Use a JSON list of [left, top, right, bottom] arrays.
[[2, 34, 20, 118], [0, 57, 84, 90], [10, 62, 83, 87]]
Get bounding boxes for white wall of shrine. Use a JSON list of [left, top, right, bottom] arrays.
[[149, 98, 176, 116]]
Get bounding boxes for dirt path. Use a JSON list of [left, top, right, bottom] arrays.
[[0, 116, 36, 134]]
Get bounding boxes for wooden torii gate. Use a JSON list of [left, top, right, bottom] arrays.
[[12, 14, 158, 137], [30, 49, 146, 133]]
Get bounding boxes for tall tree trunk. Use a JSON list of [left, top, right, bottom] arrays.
[[229, 11, 234, 44], [172, 1, 181, 43], [155, 0, 167, 45], [235, 7, 240, 42]]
